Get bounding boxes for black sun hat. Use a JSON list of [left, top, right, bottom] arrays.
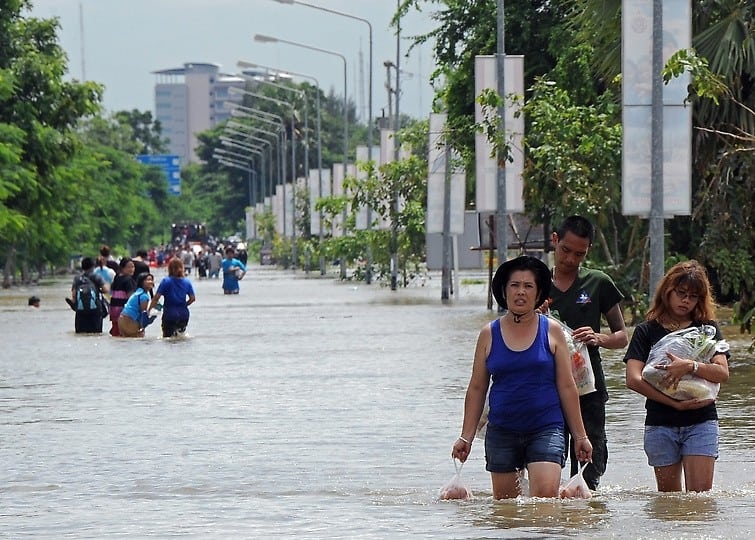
[[491, 255, 551, 310]]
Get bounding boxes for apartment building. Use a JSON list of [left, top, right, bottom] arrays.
[[153, 62, 244, 165]]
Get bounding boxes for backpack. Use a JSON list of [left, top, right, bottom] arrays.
[[75, 275, 103, 314]]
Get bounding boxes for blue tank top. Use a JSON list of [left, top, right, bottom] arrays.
[[486, 315, 564, 432]]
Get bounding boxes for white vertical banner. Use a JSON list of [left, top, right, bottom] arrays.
[[380, 129, 395, 166], [332, 164, 345, 238], [474, 55, 525, 213], [427, 113, 446, 234], [245, 207, 255, 241], [622, 0, 691, 216], [378, 129, 394, 230], [273, 185, 283, 235], [309, 168, 321, 236], [354, 145, 371, 230], [284, 182, 294, 238], [427, 113, 467, 235]]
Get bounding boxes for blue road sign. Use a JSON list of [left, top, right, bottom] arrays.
[[136, 154, 181, 195]]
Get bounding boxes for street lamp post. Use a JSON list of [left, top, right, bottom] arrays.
[[214, 144, 262, 208], [238, 60, 328, 276], [216, 158, 256, 208], [221, 130, 270, 204], [228, 85, 300, 270], [254, 32, 349, 278], [226, 103, 286, 198], [239, 73, 309, 183], [227, 109, 285, 217], [226, 94, 294, 260], [271, 0, 374, 283], [227, 120, 279, 202]]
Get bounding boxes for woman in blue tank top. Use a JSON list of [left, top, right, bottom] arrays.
[[451, 256, 593, 499]]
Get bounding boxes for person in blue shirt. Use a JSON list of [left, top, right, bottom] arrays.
[[149, 257, 195, 337], [221, 247, 246, 295], [451, 256, 592, 499], [117, 272, 155, 338]]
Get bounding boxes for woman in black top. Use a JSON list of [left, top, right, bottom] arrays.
[[624, 260, 730, 492], [108, 257, 136, 336]]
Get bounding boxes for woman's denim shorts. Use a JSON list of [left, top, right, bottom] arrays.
[[485, 424, 566, 473], [644, 420, 719, 467]]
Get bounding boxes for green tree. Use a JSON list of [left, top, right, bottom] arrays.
[[1, 0, 103, 284]]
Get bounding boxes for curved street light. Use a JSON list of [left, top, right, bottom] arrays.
[[225, 100, 290, 242], [228, 85, 300, 269], [238, 59, 326, 275], [254, 32, 349, 277], [270, 0, 375, 282]]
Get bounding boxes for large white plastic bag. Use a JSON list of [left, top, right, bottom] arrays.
[[559, 461, 592, 499], [641, 325, 728, 400], [439, 459, 472, 501], [551, 317, 596, 396]]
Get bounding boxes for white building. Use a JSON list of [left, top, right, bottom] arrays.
[[153, 62, 244, 165]]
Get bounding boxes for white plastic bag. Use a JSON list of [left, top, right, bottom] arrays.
[[641, 325, 728, 400], [551, 317, 596, 396], [559, 461, 592, 499], [439, 459, 472, 501]]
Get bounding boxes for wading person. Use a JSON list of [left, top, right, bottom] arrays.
[[624, 260, 729, 492], [69, 257, 109, 334], [221, 247, 246, 295], [544, 215, 628, 490], [117, 272, 156, 338], [452, 255, 592, 499], [108, 257, 136, 336], [149, 257, 195, 338]]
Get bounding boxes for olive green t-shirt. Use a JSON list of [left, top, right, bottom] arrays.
[[549, 267, 623, 399]]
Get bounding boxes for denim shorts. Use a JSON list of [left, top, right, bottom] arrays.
[[485, 424, 566, 473], [644, 421, 719, 467]]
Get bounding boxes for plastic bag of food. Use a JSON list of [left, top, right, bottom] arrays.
[[550, 317, 596, 396], [439, 459, 472, 501], [641, 325, 728, 401], [559, 461, 592, 499]]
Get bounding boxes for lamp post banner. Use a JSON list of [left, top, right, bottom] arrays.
[[273, 185, 284, 235], [377, 129, 395, 231], [354, 145, 375, 231], [473, 55, 524, 213], [427, 114, 465, 235], [332, 164, 345, 238], [621, 0, 691, 216]]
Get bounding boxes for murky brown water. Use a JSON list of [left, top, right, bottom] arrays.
[[1, 267, 753, 538]]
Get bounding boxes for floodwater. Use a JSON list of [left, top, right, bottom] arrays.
[[1, 266, 753, 539]]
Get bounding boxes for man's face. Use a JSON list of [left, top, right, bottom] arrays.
[[552, 230, 591, 273]]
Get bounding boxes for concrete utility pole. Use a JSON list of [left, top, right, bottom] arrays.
[[496, 0, 509, 273], [649, 0, 665, 295]]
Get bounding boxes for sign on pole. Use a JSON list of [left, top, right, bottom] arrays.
[[474, 55, 525, 213], [622, 0, 692, 216], [426, 113, 465, 235]]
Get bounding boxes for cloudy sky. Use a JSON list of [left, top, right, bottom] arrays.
[[28, 0, 441, 122]]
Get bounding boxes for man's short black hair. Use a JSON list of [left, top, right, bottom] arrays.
[[556, 215, 594, 245]]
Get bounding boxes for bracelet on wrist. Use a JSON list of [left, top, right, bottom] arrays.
[[692, 361, 699, 375], [458, 436, 471, 445], [575, 435, 589, 441]]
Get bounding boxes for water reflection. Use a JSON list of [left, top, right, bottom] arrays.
[[644, 493, 719, 522]]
